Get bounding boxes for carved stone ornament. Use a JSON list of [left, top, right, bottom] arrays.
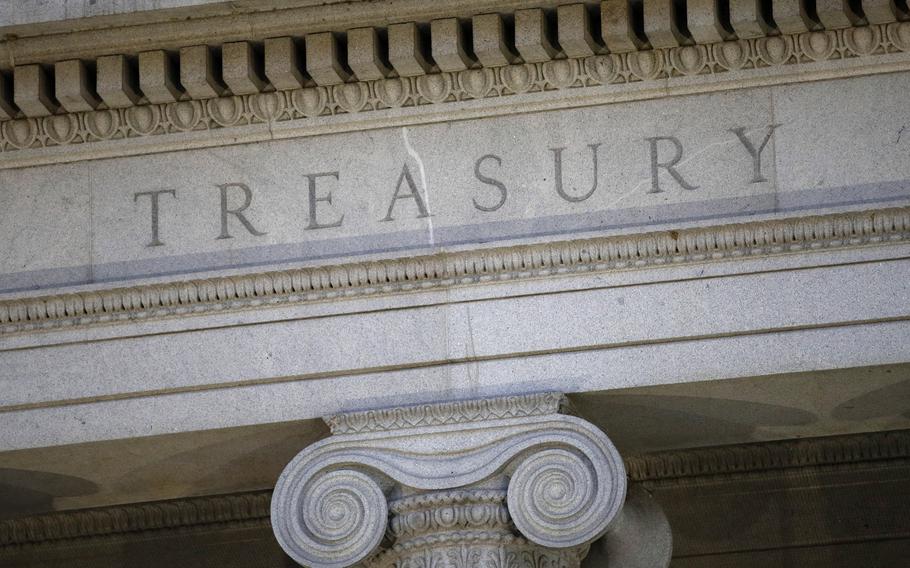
[[270, 393, 632, 567], [2, 18, 910, 169]]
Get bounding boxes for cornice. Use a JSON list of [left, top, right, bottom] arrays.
[[2, 429, 907, 549], [0, 206, 907, 337], [0, 1, 544, 62], [0, 3, 907, 169]]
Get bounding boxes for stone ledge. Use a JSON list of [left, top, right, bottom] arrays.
[[0, 206, 907, 336]]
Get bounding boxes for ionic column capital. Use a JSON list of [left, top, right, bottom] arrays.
[[271, 393, 628, 567]]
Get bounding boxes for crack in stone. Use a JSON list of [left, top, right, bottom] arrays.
[[402, 126, 435, 248]]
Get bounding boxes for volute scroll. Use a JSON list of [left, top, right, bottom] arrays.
[[271, 393, 634, 567]]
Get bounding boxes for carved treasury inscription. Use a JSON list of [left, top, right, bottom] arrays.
[[132, 125, 778, 248], [1, 78, 909, 292]]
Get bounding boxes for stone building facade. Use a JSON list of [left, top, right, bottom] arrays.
[[0, 0, 909, 566]]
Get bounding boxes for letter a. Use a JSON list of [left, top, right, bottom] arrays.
[[382, 164, 430, 222]]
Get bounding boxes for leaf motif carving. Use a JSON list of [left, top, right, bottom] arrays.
[[126, 105, 160, 135], [86, 109, 120, 138], [292, 87, 327, 117], [43, 114, 79, 144], [2, 119, 37, 149]]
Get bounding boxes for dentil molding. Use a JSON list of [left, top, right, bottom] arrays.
[[0, 2, 908, 168]]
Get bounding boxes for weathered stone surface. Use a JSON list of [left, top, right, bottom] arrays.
[[815, 0, 858, 29], [431, 18, 475, 72], [222, 41, 268, 94], [643, 0, 683, 47], [600, 0, 642, 52], [728, 0, 770, 38], [687, 0, 731, 43], [473, 13, 518, 66], [1, 15, 907, 170], [2, 251, 908, 452], [138, 50, 182, 104], [0, 163, 92, 291], [13, 65, 57, 117], [388, 22, 433, 77], [1, 8, 909, 531], [305, 33, 351, 86], [1, 4, 909, 567], [9, 89, 777, 284], [773, 0, 812, 33], [264, 37, 307, 91], [515, 8, 560, 62], [96, 54, 141, 109], [179, 45, 225, 99], [346, 27, 391, 81], [0, 0, 225, 26], [54, 60, 101, 112], [557, 4, 602, 57]]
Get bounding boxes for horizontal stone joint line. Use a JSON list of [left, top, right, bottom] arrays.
[[2, 313, 907, 414]]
